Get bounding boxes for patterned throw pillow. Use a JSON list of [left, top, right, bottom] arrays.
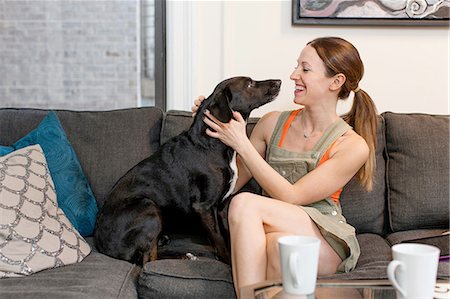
[[0, 111, 98, 236], [0, 145, 91, 278]]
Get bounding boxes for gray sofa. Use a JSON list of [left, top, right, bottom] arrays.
[[0, 107, 448, 298]]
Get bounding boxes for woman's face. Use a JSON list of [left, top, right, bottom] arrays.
[[290, 45, 334, 106]]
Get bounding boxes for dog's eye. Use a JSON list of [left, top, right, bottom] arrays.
[[247, 82, 254, 88]]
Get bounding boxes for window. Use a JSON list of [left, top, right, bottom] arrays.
[[140, 0, 166, 110], [0, 1, 166, 111]]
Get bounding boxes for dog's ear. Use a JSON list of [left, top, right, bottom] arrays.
[[208, 88, 233, 123]]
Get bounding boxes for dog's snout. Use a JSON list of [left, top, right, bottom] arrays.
[[272, 80, 282, 88], [268, 80, 281, 95]]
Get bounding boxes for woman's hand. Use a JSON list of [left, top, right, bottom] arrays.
[[192, 95, 205, 116], [203, 110, 250, 152]]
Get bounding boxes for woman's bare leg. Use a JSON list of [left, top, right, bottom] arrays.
[[228, 192, 342, 296], [228, 193, 268, 293]]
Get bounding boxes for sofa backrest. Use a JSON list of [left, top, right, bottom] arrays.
[[3, 108, 447, 237], [339, 116, 387, 235], [383, 112, 449, 232], [0, 107, 164, 207]]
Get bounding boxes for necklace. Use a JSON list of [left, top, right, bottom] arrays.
[[302, 115, 312, 139]]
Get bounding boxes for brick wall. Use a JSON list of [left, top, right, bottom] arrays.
[[0, 0, 139, 110]]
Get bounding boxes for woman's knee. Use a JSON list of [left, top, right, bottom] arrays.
[[228, 192, 256, 224]]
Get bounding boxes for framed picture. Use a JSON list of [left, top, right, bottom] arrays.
[[292, 0, 450, 26]]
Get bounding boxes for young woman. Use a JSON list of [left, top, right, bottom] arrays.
[[194, 37, 377, 295]]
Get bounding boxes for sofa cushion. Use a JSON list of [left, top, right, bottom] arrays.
[[386, 229, 448, 256], [386, 229, 449, 246], [137, 259, 235, 299], [0, 108, 164, 211], [0, 246, 140, 299], [157, 234, 216, 260], [320, 233, 392, 280], [384, 112, 449, 232], [161, 111, 195, 145], [386, 229, 449, 278], [320, 233, 449, 279], [0, 145, 91, 277], [0, 252, 141, 299], [339, 116, 387, 235], [0, 112, 98, 236]]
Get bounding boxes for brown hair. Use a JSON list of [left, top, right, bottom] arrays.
[[308, 37, 378, 191]]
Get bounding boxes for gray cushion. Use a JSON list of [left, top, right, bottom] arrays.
[[0, 107, 164, 208], [0, 238, 140, 299], [386, 229, 449, 278], [386, 229, 449, 258], [137, 259, 236, 299], [384, 112, 449, 232], [157, 234, 217, 260], [320, 233, 449, 279], [339, 116, 387, 235], [320, 233, 391, 280], [386, 229, 449, 246], [161, 111, 194, 145]]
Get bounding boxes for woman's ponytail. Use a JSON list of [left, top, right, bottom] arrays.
[[342, 89, 378, 191]]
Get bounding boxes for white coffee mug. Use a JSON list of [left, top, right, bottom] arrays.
[[278, 236, 321, 295], [387, 243, 440, 299]]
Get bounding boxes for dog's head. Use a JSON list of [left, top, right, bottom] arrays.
[[202, 76, 281, 122]]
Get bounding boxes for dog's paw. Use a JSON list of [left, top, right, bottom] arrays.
[[185, 252, 199, 261]]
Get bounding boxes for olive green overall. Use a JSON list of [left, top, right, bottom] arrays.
[[265, 110, 360, 273]]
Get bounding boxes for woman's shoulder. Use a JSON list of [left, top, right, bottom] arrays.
[[260, 110, 282, 121], [251, 111, 283, 141], [332, 129, 369, 160]]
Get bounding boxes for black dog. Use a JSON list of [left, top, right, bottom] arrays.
[[94, 76, 281, 265]]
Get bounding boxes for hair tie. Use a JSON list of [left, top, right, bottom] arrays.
[[354, 86, 361, 93]]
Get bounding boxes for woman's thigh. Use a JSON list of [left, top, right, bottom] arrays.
[[231, 192, 342, 274], [232, 192, 319, 235]]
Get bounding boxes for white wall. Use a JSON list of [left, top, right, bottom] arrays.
[[167, 0, 449, 117]]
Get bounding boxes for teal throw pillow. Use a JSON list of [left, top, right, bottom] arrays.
[[0, 112, 98, 236], [0, 146, 14, 156]]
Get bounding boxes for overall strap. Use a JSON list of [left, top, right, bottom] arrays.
[[312, 118, 352, 160], [267, 110, 299, 148]]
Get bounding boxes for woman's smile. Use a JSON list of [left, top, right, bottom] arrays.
[[294, 84, 305, 97]]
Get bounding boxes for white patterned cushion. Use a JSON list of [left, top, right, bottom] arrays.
[[0, 144, 91, 278]]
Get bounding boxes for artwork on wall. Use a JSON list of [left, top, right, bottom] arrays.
[[292, 0, 450, 26]]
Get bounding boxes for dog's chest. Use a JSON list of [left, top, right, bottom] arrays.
[[223, 152, 238, 200]]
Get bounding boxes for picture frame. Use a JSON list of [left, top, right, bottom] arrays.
[[292, 0, 450, 26]]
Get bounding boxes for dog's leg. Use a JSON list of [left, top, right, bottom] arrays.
[[142, 238, 159, 265], [217, 196, 232, 253], [122, 197, 162, 266], [196, 207, 231, 264]]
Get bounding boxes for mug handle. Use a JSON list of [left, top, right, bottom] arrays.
[[387, 260, 407, 297], [289, 252, 301, 288]]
